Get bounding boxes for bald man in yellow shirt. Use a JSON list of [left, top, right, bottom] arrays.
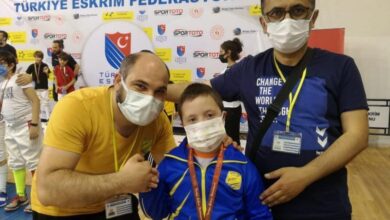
[[31, 52, 176, 219]]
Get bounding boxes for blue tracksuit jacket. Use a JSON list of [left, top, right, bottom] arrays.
[[140, 138, 273, 220]]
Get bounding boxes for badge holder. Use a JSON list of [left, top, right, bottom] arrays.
[[105, 194, 133, 219], [272, 130, 302, 155]]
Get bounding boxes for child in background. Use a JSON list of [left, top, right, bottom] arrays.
[[26, 50, 51, 122], [0, 60, 8, 208], [53, 52, 75, 101], [0, 51, 42, 213], [140, 83, 273, 220]]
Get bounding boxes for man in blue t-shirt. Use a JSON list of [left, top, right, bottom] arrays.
[[167, 0, 368, 219]]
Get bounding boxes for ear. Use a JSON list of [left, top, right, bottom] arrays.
[[259, 16, 268, 34], [222, 111, 227, 121], [310, 10, 319, 29], [226, 49, 232, 58], [8, 63, 15, 73], [113, 73, 122, 90]]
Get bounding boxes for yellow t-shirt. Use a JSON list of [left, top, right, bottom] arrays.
[[31, 86, 176, 216]]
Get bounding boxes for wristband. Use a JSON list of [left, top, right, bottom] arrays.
[[29, 123, 38, 127]]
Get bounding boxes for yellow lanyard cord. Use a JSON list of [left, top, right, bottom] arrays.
[[110, 91, 119, 172], [110, 90, 139, 172], [273, 55, 307, 132]]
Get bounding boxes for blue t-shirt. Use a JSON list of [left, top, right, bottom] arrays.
[[211, 48, 368, 220]]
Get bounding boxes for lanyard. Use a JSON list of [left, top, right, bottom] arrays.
[[273, 55, 307, 132], [61, 66, 69, 81], [34, 63, 41, 84], [187, 145, 225, 220], [110, 90, 138, 172]]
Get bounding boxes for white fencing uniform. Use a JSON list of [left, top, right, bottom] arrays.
[[36, 89, 50, 120], [0, 121, 7, 193], [1, 75, 42, 171]]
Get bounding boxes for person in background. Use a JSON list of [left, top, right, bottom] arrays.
[[140, 83, 273, 220], [15, 39, 80, 101], [53, 52, 75, 101], [0, 30, 17, 59], [51, 39, 80, 78], [0, 55, 9, 208], [0, 51, 42, 213], [26, 51, 51, 122], [217, 38, 244, 145]]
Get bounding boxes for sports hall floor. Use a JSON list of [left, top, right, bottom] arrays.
[[1, 146, 389, 220]]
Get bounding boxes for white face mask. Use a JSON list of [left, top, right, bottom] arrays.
[[184, 116, 226, 153], [266, 17, 311, 54], [117, 79, 163, 126]]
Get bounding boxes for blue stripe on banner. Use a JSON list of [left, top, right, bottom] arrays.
[[105, 42, 123, 69], [105, 36, 125, 69]]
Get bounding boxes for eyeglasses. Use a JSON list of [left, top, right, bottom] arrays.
[[265, 5, 313, 22]]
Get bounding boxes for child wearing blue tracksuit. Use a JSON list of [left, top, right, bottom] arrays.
[[140, 83, 272, 220]]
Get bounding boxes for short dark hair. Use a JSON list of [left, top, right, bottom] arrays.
[[0, 30, 9, 41], [53, 39, 64, 49], [57, 52, 69, 61], [221, 38, 243, 61], [261, 0, 316, 12], [0, 51, 17, 73], [119, 52, 170, 79], [178, 83, 224, 118], [33, 50, 44, 59]]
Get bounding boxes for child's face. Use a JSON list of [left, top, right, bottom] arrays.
[[34, 56, 42, 63], [59, 59, 67, 67], [181, 95, 222, 127]]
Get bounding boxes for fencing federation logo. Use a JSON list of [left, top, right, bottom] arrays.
[[157, 24, 166, 35], [196, 67, 205, 78], [47, 48, 53, 57], [177, 46, 186, 57], [31, 29, 38, 38], [105, 33, 131, 69], [31, 29, 39, 44], [82, 21, 153, 86]]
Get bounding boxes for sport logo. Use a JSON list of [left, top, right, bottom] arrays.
[[196, 67, 205, 78], [189, 7, 204, 18], [210, 25, 225, 40], [44, 33, 67, 40], [193, 51, 219, 59], [27, 15, 51, 22], [175, 46, 187, 64], [47, 48, 53, 57], [105, 32, 131, 69], [137, 10, 148, 22], [31, 29, 39, 44], [154, 9, 183, 16], [155, 24, 168, 42], [31, 29, 38, 39], [15, 16, 24, 26], [157, 24, 166, 35], [173, 29, 203, 37], [177, 46, 186, 57]]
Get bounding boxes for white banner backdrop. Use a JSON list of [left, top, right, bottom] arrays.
[[0, 0, 272, 132]]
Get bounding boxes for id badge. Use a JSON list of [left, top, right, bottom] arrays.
[[105, 194, 133, 219], [272, 131, 302, 155]]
